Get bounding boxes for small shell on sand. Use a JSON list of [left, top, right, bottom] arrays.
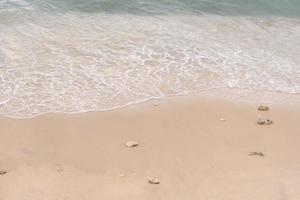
[[220, 118, 226, 121], [0, 171, 7, 175], [148, 178, 160, 184], [249, 152, 265, 157], [257, 118, 273, 125], [258, 105, 270, 111], [125, 141, 139, 148]]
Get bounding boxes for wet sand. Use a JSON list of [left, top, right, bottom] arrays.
[[0, 96, 300, 200]]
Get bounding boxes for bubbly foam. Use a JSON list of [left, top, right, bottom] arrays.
[[0, 7, 300, 118]]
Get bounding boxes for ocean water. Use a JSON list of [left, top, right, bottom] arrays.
[[0, 0, 300, 118]]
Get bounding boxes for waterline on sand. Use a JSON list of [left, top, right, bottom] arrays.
[[0, 3, 300, 118]]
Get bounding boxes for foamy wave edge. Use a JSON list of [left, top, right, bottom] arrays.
[[1, 87, 299, 119]]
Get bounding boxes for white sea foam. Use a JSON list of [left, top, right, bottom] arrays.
[[0, 11, 300, 118]]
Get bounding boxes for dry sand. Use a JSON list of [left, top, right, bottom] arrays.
[[0, 96, 300, 200]]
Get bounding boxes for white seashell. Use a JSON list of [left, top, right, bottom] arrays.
[[125, 141, 139, 148]]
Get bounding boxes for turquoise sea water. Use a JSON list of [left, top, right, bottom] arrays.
[[0, 0, 300, 118], [2, 0, 300, 15]]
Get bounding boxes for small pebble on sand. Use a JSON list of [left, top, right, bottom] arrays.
[[258, 105, 270, 111], [220, 118, 226, 121], [148, 178, 160, 184], [56, 168, 64, 172], [249, 152, 265, 157], [257, 118, 273, 125], [125, 141, 139, 148], [0, 171, 7, 175]]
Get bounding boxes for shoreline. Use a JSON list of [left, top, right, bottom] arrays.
[[1, 88, 300, 119], [0, 95, 300, 199]]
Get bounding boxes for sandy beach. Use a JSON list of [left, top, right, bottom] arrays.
[[1, 0, 300, 199], [0, 96, 299, 200]]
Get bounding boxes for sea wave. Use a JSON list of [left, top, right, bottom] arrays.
[[0, 1, 300, 118]]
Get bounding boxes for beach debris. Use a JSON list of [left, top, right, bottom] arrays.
[[257, 118, 273, 125], [249, 152, 265, 157], [220, 118, 226, 121], [0, 171, 7, 175], [56, 167, 64, 172], [258, 105, 270, 111], [148, 178, 160, 184], [125, 141, 139, 148]]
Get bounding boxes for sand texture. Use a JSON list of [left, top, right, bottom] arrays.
[[0, 96, 300, 200]]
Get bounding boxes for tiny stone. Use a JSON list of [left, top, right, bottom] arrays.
[[220, 118, 226, 121], [56, 168, 64, 172], [257, 118, 273, 125], [258, 105, 269, 111], [249, 152, 265, 157], [125, 141, 139, 148], [148, 178, 160, 184], [0, 171, 7, 175], [119, 174, 126, 177]]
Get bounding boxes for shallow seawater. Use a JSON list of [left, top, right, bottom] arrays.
[[0, 0, 300, 118]]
